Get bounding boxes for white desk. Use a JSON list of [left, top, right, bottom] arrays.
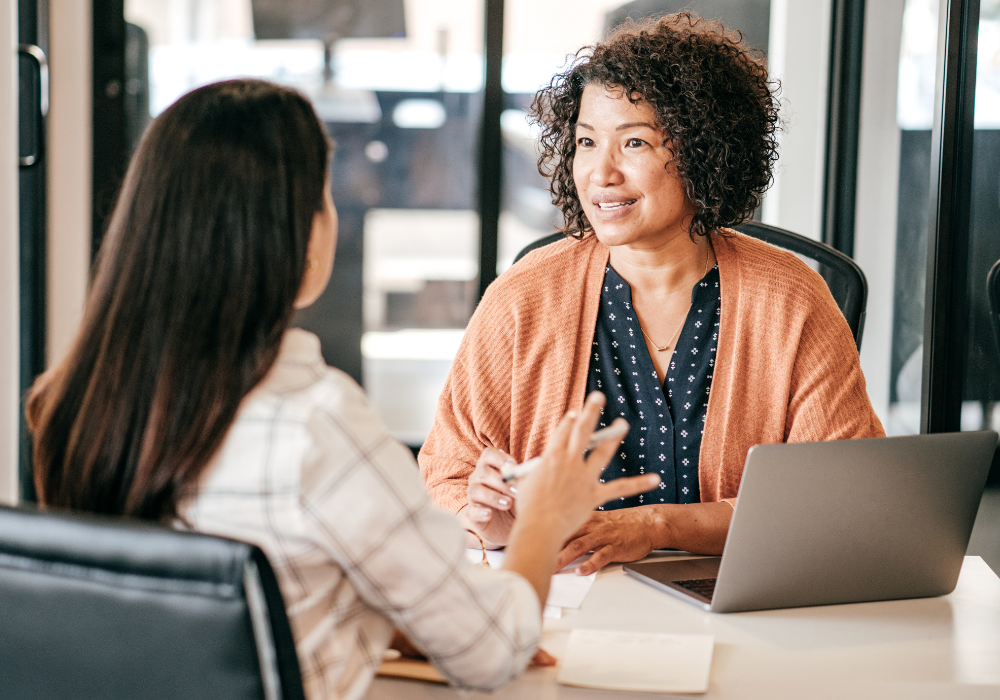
[[368, 555, 1000, 699]]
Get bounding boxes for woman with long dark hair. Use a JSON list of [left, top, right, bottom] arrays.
[[26, 79, 656, 699]]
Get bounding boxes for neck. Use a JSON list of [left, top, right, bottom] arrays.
[[608, 230, 714, 299]]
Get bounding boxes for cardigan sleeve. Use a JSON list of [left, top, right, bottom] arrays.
[[783, 285, 885, 443], [418, 283, 518, 513]]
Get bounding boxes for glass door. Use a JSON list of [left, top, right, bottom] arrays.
[[118, 0, 486, 448]]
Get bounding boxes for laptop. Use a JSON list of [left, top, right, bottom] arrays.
[[624, 431, 998, 613]]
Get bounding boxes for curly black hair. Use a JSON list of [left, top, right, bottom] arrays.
[[530, 12, 780, 239]]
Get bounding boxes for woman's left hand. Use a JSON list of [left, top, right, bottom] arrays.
[[554, 508, 659, 576]]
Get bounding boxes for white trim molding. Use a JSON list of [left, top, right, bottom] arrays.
[[854, 0, 906, 424], [763, 0, 834, 242], [0, 0, 19, 504], [47, 0, 91, 368]]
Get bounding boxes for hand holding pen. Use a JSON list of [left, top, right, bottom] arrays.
[[461, 399, 631, 549], [500, 421, 630, 482]]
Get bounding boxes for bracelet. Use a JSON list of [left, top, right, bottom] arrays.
[[465, 529, 490, 567]]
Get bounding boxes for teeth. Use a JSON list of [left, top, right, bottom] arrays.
[[598, 200, 634, 210]]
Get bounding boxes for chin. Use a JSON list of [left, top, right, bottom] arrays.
[[591, 223, 644, 248]]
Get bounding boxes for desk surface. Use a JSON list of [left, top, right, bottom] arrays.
[[368, 555, 1000, 699]]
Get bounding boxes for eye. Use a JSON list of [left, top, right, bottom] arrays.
[[626, 137, 646, 148], [577, 137, 595, 147]]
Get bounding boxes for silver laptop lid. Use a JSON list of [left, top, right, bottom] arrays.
[[711, 431, 997, 613]]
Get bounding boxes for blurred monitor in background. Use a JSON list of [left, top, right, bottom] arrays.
[[250, 0, 406, 43], [250, 0, 406, 121]]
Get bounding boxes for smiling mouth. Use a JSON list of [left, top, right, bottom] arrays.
[[597, 199, 637, 210]]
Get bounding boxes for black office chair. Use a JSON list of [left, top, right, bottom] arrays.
[[513, 222, 868, 350], [989, 259, 1000, 359], [0, 504, 305, 700]]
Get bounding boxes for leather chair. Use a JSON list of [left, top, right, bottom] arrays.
[[513, 222, 869, 350], [0, 504, 304, 700]]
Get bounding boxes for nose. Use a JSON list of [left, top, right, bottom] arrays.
[[589, 144, 624, 188]]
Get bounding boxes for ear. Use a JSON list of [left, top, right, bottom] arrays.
[[294, 187, 337, 309]]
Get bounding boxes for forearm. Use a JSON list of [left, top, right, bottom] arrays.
[[501, 513, 562, 607], [648, 501, 733, 555]]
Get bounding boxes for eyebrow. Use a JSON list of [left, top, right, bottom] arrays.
[[575, 121, 660, 132]]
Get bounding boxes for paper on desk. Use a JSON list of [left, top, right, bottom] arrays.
[[465, 549, 597, 610], [557, 629, 714, 694], [547, 568, 597, 609]]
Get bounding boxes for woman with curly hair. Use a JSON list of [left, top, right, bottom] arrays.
[[419, 14, 883, 574]]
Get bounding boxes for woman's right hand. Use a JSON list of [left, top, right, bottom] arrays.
[[462, 448, 519, 548], [501, 393, 660, 607], [513, 393, 660, 549]]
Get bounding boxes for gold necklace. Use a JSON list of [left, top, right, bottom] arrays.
[[639, 245, 713, 353]]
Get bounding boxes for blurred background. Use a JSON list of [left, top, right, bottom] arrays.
[[14, 0, 1000, 463]]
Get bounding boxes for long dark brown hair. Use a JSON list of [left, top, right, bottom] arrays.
[[531, 13, 780, 239], [27, 79, 330, 521]]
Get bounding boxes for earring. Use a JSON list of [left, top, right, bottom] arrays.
[[306, 258, 317, 272]]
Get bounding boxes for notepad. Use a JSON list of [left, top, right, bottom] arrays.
[[377, 657, 447, 684], [557, 629, 714, 694]]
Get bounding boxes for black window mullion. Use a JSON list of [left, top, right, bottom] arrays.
[[476, 0, 504, 301], [822, 0, 866, 257], [921, 0, 981, 434], [92, 0, 127, 261]]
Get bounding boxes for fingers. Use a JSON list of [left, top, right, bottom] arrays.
[[576, 546, 614, 576], [465, 503, 494, 524], [555, 534, 597, 572], [468, 482, 514, 511], [598, 473, 661, 506], [541, 408, 578, 463], [530, 648, 557, 667], [568, 392, 606, 456], [469, 447, 516, 514], [478, 447, 515, 472], [584, 416, 628, 478], [471, 468, 516, 500]]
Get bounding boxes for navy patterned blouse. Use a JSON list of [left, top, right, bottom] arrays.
[[586, 263, 721, 510]]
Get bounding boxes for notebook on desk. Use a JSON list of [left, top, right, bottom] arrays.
[[625, 431, 998, 613]]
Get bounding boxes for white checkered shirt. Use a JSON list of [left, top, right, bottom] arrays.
[[182, 329, 540, 700]]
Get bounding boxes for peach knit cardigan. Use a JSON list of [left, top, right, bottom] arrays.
[[419, 231, 885, 513]]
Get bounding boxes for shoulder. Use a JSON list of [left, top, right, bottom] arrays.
[[246, 330, 392, 446], [716, 229, 835, 312], [481, 234, 602, 308], [466, 234, 605, 342]]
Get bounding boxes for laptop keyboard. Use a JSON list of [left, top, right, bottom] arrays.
[[673, 577, 717, 599]]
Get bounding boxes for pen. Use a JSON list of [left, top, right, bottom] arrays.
[[500, 422, 630, 483]]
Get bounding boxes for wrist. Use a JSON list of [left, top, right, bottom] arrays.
[[646, 504, 680, 550], [507, 512, 563, 558]]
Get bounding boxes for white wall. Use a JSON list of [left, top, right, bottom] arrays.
[[0, 0, 17, 504], [763, 0, 833, 241], [47, 0, 91, 368], [854, 0, 906, 425]]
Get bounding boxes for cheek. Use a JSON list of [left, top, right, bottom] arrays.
[[572, 163, 594, 213], [572, 161, 586, 195], [644, 166, 687, 208]]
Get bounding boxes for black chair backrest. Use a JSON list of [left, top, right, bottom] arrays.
[[0, 504, 305, 700], [513, 223, 868, 350], [989, 259, 1000, 359]]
